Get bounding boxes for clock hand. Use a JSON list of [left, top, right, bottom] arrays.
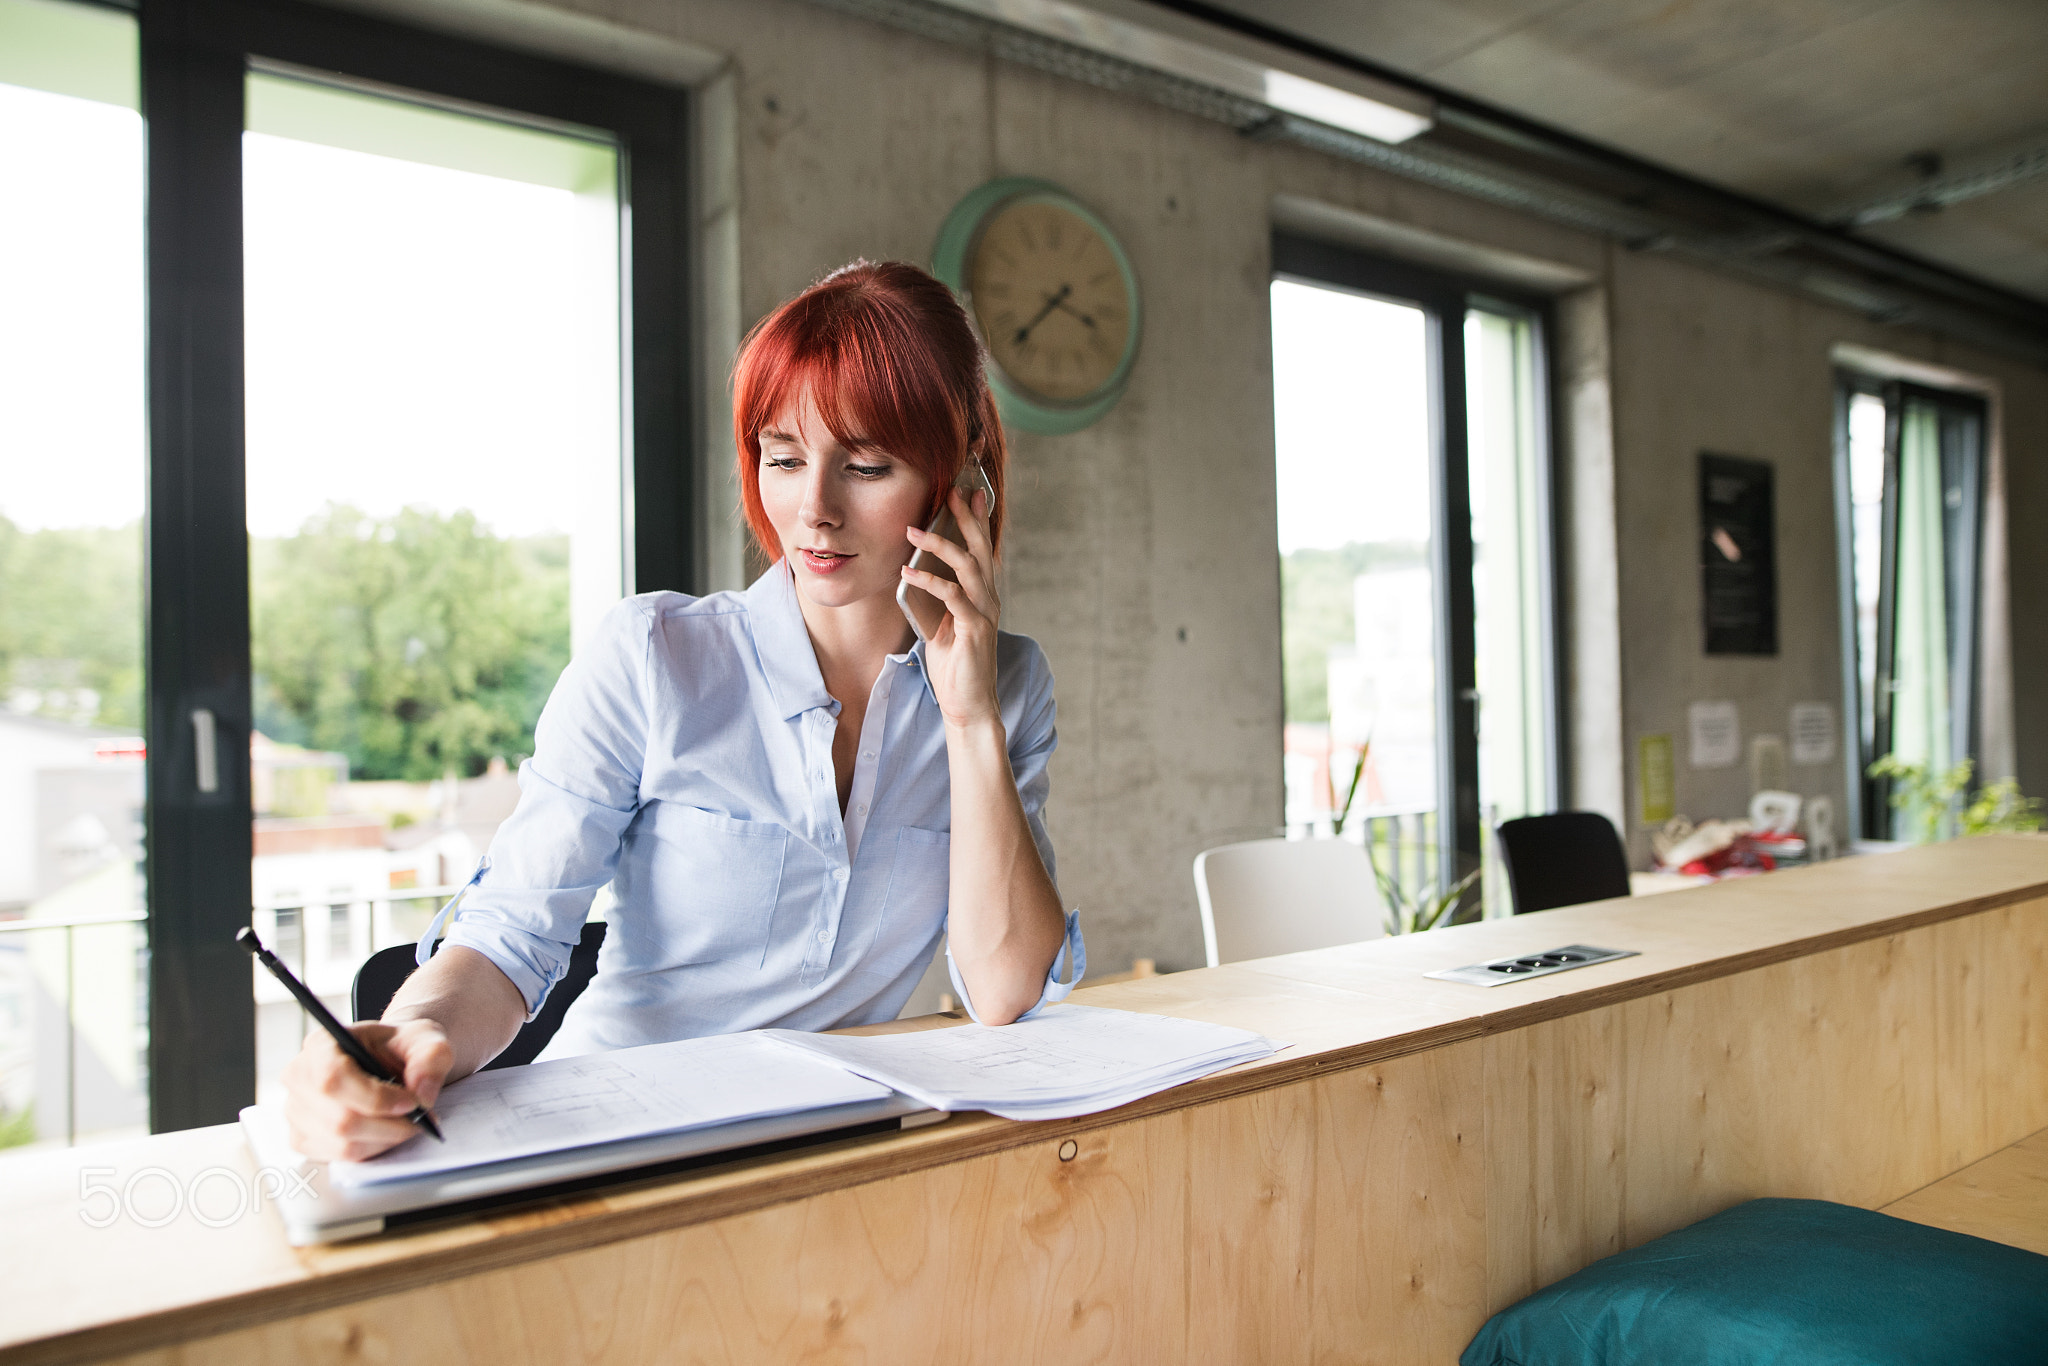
[[1013, 283, 1072, 345], [1050, 297, 1096, 329]]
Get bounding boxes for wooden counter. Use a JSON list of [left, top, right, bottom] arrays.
[[4, 836, 2046, 1365]]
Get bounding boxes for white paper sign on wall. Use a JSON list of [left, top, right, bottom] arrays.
[[1689, 700, 1740, 768], [1791, 702, 1837, 765]]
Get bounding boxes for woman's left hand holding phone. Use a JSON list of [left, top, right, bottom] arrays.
[[901, 486, 1003, 729], [901, 484, 1065, 1025]]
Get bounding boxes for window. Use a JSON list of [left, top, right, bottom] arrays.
[[241, 66, 631, 1108], [1466, 305, 1555, 835], [0, 0, 148, 1154], [1835, 375, 1987, 840], [1271, 237, 1557, 914], [0, 0, 693, 1148]]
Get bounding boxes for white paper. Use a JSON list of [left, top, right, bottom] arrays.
[[328, 1031, 891, 1186], [1688, 700, 1740, 768], [1791, 702, 1837, 765], [764, 1003, 1282, 1121]]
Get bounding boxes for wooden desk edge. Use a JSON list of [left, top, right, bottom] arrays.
[[9, 858, 2048, 1366]]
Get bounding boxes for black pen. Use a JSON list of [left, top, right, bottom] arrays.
[[236, 926, 444, 1142]]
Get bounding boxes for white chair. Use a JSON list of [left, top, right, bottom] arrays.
[[1192, 837, 1386, 968]]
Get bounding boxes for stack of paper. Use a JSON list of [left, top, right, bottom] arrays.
[[328, 1031, 893, 1187], [764, 1002, 1283, 1120]]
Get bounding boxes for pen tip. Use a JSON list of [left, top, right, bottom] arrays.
[[235, 927, 259, 952]]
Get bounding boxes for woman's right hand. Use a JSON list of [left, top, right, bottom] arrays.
[[281, 1018, 454, 1163]]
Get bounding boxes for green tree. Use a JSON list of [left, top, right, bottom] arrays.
[[252, 504, 569, 780], [0, 515, 144, 730], [1280, 540, 1427, 724]]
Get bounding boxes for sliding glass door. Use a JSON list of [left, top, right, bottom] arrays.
[[1271, 237, 1558, 915], [0, 0, 149, 1153], [240, 68, 633, 1108], [0, 0, 702, 1142], [1836, 376, 1986, 841]]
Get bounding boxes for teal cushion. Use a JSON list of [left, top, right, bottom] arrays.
[[1461, 1198, 2048, 1366]]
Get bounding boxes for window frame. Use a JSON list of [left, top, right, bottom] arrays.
[[1832, 370, 1988, 841], [139, 0, 694, 1132], [1269, 233, 1563, 893]]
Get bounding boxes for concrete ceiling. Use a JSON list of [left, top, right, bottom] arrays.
[[1193, 0, 2048, 303]]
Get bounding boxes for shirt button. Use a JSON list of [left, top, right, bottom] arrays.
[[856, 802, 867, 814], [816, 929, 830, 942], [862, 751, 875, 760], [833, 867, 849, 881]]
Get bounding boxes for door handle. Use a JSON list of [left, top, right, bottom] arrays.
[[192, 708, 219, 794]]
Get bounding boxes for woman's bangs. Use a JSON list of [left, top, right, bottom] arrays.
[[800, 331, 959, 476]]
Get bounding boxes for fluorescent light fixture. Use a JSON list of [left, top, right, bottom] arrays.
[[1262, 68, 1432, 145], [947, 0, 1435, 145]]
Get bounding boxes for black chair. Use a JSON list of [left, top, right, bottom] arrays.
[[351, 921, 608, 1071], [1494, 811, 1632, 915]]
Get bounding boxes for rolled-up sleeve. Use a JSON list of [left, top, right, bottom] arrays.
[[440, 600, 650, 1018]]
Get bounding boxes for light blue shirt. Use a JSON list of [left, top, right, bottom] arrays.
[[429, 564, 1081, 1059]]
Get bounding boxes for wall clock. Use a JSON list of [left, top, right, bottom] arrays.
[[932, 178, 1142, 436]]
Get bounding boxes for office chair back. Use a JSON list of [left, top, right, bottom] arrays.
[[351, 920, 608, 1071], [1494, 811, 1632, 915], [1193, 837, 1385, 967]]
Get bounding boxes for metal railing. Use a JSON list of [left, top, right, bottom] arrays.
[[248, 884, 469, 1008], [0, 886, 465, 1151], [1354, 805, 1443, 913], [0, 906, 148, 1148]]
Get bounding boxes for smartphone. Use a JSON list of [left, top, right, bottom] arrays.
[[896, 459, 996, 645]]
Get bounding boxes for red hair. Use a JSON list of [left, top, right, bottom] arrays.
[[733, 260, 1007, 562]]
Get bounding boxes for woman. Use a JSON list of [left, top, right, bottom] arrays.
[[285, 261, 1079, 1162]]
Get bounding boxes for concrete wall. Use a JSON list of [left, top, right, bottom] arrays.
[[367, 0, 2048, 967], [1604, 252, 2048, 858]]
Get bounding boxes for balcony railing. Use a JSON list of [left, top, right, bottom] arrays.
[[0, 906, 148, 1148], [0, 884, 474, 1152]]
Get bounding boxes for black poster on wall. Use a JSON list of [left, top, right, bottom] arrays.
[[1700, 452, 1777, 655]]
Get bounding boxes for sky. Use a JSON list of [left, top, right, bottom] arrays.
[[0, 81, 144, 531], [1269, 277, 1432, 555], [0, 78, 618, 542], [8, 73, 1431, 560], [242, 131, 614, 540]]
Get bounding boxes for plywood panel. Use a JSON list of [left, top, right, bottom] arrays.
[[1482, 1008, 1626, 1312], [1308, 1041, 1487, 1366], [1931, 907, 1995, 1174], [1781, 930, 1943, 1207], [1927, 897, 2048, 1197], [1618, 927, 1946, 1247], [1186, 1083, 1317, 1364], [1969, 898, 2048, 1154], [98, 1113, 1190, 1366]]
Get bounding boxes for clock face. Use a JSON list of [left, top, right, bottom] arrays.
[[967, 199, 1134, 405]]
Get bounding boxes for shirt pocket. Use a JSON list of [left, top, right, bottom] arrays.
[[879, 825, 952, 942], [641, 801, 789, 968]]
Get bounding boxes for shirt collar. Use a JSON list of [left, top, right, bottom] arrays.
[[892, 637, 942, 710], [745, 563, 835, 721], [745, 562, 943, 718]]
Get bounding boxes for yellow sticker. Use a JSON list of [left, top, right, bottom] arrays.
[[1639, 734, 1676, 826]]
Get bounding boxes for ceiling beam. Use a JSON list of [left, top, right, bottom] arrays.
[[815, 0, 2048, 363], [1831, 138, 2048, 229]]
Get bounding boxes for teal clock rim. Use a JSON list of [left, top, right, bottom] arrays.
[[931, 177, 1141, 436]]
